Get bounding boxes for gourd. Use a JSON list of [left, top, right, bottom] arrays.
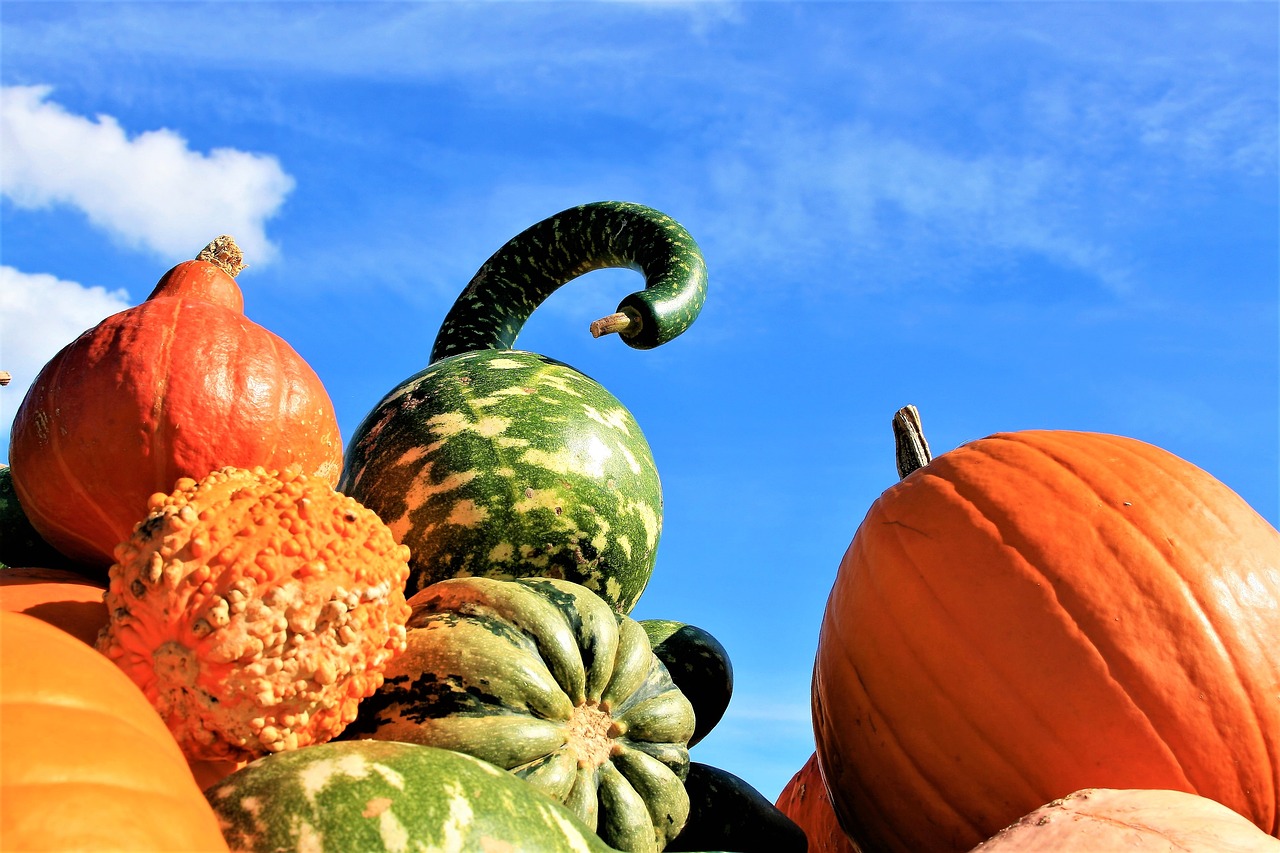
[[775, 752, 861, 853], [339, 201, 707, 614], [8, 237, 343, 569], [0, 464, 85, 575], [204, 740, 621, 853], [0, 566, 107, 646], [666, 762, 807, 853], [342, 575, 697, 853], [0, 611, 228, 851], [812, 406, 1280, 852], [969, 788, 1280, 852], [640, 618, 733, 746], [95, 465, 412, 764]]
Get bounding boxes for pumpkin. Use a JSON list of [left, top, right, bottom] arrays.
[[775, 752, 861, 853], [640, 618, 733, 746], [666, 762, 807, 853], [205, 740, 622, 853], [95, 464, 412, 764], [343, 575, 697, 853], [0, 610, 228, 851], [969, 788, 1280, 852], [8, 236, 343, 569], [0, 565, 107, 646], [339, 201, 707, 613], [0, 464, 87, 575], [812, 406, 1280, 852]]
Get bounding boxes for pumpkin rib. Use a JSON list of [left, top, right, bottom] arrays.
[[148, 299, 181, 494], [998, 432, 1277, 812]]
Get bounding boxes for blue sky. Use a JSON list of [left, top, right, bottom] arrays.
[[2, 2, 1276, 802]]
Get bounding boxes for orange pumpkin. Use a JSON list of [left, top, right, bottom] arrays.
[[0, 610, 228, 851], [0, 566, 107, 645], [970, 788, 1280, 852], [812, 408, 1280, 852], [776, 752, 861, 853], [8, 236, 343, 569]]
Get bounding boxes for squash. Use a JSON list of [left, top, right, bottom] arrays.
[[775, 752, 861, 853], [204, 740, 622, 853], [970, 788, 1280, 852], [812, 406, 1280, 852], [0, 464, 86, 575], [0, 610, 228, 851], [666, 762, 807, 853], [640, 618, 733, 747], [95, 465, 412, 764], [343, 575, 697, 853], [0, 566, 107, 646], [339, 201, 707, 613], [8, 236, 343, 569]]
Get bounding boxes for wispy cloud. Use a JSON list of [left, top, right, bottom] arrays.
[[0, 266, 132, 460], [0, 85, 294, 264]]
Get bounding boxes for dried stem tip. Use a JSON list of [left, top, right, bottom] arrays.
[[590, 308, 642, 339], [196, 235, 248, 278], [893, 405, 933, 480]]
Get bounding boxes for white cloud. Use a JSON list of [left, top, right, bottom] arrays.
[[0, 266, 132, 462], [0, 85, 294, 264]]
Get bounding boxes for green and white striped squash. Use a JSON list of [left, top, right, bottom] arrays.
[[339, 201, 707, 614], [204, 739, 620, 852], [342, 576, 698, 853]]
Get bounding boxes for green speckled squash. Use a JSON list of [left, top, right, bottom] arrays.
[[339, 201, 708, 613], [640, 619, 733, 747], [343, 576, 697, 853], [204, 739, 620, 852]]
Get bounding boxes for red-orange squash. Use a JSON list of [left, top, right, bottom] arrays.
[[8, 237, 343, 569], [0, 610, 228, 851], [970, 788, 1280, 852], [776, 752, 861, 853], [812, 411, 1280, 852], [0, 566, 107, 645]]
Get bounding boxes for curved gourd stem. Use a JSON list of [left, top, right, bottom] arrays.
[[893, 405, 933, 479], [428, 201, 708, 364]]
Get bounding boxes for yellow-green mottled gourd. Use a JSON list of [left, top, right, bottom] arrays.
[[339, 201, 707, 613]]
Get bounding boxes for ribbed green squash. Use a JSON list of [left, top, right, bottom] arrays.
[[343, 576, 698, 853], [204, 739, 619, 852], [640, 619, 734, 747], [339, 201, 707, 614]]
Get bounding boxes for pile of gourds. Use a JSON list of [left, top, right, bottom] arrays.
[[2, 202, 1278, 853]]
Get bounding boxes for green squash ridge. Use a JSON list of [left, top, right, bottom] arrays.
[[430, 201, 708, 361]]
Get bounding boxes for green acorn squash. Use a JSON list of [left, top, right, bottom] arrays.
[[640, 619, 733, 747], [343, 575, 697, 853], [204, 739, 620, 852], [338, 201, 708, 613]]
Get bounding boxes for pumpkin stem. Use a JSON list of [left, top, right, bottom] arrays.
[[196, 235, 248, 278], [893, 405, 932, 479]]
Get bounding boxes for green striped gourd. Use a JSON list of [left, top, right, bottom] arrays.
[[640, 619, 734, 747], [204, 739, 620, 852], [339, 201, 707, 614], [342, 576, 697, 853]]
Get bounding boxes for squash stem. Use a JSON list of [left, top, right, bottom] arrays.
[[893, 405, 933, 479], [590, 307, 643, 339], [196, 235, 248, 278]]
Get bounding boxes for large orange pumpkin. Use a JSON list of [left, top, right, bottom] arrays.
[[970, 788, 1280, 852], [0, 566, 107, 645], [812, 408, 1280, 852], [8, 236, 343, 569], [776, 752, 861, 853], [0, 610, 228, 851]]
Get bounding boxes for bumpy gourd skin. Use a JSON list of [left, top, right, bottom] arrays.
[[96, 465, 412, 764], [344, 576, 697, 853]]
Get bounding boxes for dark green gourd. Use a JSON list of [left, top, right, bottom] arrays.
[[640, 619, 734, 747], [339, 202, 708, 613]]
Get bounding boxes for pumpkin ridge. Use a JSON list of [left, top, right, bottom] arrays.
[[147, 299, 181, 497], [1006, 432, 1278, 812]]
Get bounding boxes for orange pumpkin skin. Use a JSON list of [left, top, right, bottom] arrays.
[[776, 752, 861, 853], [813, 430, 1280, 853], [0, 611, 228, 851], [970, 788, 1280, 852], [8, 238, 343, 569], [0, 566, 107, 645]]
